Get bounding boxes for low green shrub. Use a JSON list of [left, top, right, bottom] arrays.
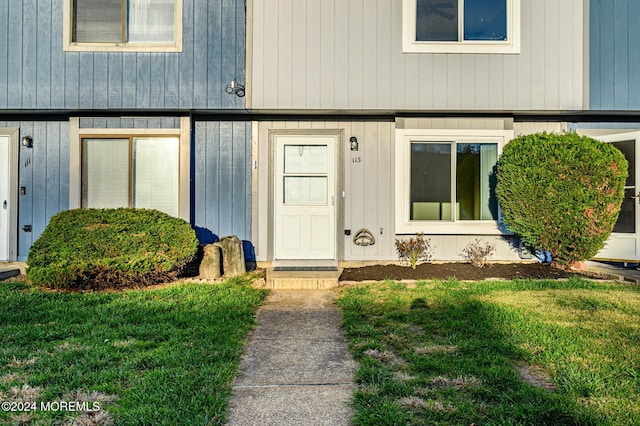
[[27, 208, 198, 290], [496, 132, 627, 267]]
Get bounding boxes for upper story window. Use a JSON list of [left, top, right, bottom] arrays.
[[64, 0, 183, 52], [402, 0, 520, 54]]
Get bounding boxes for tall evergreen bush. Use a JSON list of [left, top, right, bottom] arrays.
[[496, 132, 627, 267]]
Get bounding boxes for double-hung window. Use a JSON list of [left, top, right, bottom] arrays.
[[395, 129, 513, 234], [64, 0, 182, 52], [82, 136, 180, 217], [402, 0, 520, 54]]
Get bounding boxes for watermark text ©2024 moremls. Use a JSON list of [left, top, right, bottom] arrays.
[[1, 400, 101, 412]]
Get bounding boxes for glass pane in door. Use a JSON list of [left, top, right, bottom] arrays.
[[614, 189, 635, 233], [613, 140, 635, 186], [283, 177, 328, 205], [284, 145, 327, 173], [612, 140, 635, 234]]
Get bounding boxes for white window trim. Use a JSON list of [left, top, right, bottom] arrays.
[[402, 0, 521, 54], [69, 117, 191, 221], [395, 128, 514, 235], [63, 0, 183, 53]]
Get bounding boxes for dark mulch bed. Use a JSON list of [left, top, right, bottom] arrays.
[[339, 262, 579, 282]]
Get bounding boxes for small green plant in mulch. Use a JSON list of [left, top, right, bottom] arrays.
[[27, 208, 198, 290], [395, 233, 433, 269], [0, 278, 267, 425], [337, 278, 640, 425]]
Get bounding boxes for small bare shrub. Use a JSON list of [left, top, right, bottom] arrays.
[[462, 239, 496, 267], [395, 233, 433, 269]]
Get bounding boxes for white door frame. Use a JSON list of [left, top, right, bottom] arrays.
[[0, 129, 19, 262], [270, 130, 341, 263], [592, 131, 640, 262]]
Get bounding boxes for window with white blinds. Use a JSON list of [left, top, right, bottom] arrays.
[[133, 137, 179, 216], [128, 0, 176, 43], [82, 138, 130, 208], [82, 137, 179, 216], [66, 0, 181, 52]]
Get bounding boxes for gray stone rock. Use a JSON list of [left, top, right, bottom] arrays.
[[218, 235, 246, 277], [199, 244, 222, 279]]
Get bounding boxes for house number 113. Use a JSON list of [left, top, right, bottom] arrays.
[[352, 157, 362, 163]]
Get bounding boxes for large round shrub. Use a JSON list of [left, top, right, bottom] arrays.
[[27, 208, 198, 290], [496, 132, 627, 267]]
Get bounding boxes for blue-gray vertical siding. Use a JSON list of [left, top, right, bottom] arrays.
[[590, 0, 640, 110], [0, 121, 69, 261], [0, 0, 245, 110], [568, 122, 640, 130], [78, 117, 182, 129], [193, 121, 251, 243]]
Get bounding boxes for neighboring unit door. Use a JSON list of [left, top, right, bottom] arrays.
[[594, 133, 640, 262], [274, 135, 337, 260], [0, 135, 10, 261]]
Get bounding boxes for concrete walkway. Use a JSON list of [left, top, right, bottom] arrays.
[[226, 290, 356, 426], [584, 260, 640, 283]]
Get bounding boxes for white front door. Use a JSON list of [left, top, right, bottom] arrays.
[[274, 135, 337, 260], [0, 135, 11, 261], [594, 132, 640, 262]]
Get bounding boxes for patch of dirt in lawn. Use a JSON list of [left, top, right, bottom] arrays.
[[339, 262, 578, 282], [515, 363, 557, 391]]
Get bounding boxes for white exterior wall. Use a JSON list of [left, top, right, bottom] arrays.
[[513, 121, 567, 135], [254, 119, 568, 262], [249, 0, 585, 112]]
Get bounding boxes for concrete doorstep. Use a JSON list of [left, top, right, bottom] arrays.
[[226, 290, 356, 426], [266, 269, 342, 290]]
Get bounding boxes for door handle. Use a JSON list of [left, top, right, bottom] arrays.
[[2, 200, 6, 209]]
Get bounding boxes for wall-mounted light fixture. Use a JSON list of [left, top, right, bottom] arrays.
[[21, 136, 33, 148], [350, 136, 359, 151], [225, 79, 245, 97]]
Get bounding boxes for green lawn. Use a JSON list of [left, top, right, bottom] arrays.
[[0, 278, 267, 425], [337, 277, 640, 425]]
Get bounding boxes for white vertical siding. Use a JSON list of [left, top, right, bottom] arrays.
[[255, 120, 396, 261], [255, 119, 526, 262], [250, 0, 584, 111], [513, 121, 567, 136]]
